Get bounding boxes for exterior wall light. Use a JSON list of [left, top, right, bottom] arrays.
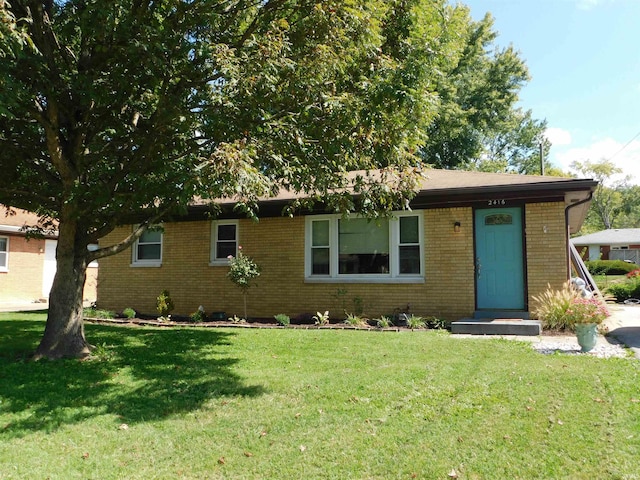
[[454, 221, 461, 233]]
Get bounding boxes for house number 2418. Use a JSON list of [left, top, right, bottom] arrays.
[[488, 199, 506, 206]]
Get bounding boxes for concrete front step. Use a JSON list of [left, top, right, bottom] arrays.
[[473, 310, 530, 319], [451, 318, 542, 336]]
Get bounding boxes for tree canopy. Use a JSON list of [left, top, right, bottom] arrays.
[[419, 11, 549, 174], [1, 0, 482, 359], [572, 159, 640, 233]]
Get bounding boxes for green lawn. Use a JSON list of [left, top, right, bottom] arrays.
[[593, 274, 627, 291], [1, 312, 639, 479]]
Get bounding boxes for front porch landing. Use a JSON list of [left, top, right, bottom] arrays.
[[451, 318, 542, 336]]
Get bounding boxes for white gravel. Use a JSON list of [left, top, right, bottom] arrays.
[[532, 341, 629, 358]]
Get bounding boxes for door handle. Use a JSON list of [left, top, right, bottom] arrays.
[[475, 257, 481, 278]]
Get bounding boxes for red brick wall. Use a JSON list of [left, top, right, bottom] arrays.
[[0, 234, 47, 302]]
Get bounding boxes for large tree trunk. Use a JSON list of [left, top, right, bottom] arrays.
[[33, 217, 92, 360]]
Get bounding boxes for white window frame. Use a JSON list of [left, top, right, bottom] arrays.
[[304, 212, 424, 283], [131, 226, 163, 267], [0, 236, 8, 272], [210, 220, 239, 265]]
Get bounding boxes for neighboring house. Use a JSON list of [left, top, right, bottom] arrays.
[[0, 206, 97, 306], [572, 228, 640, 264], [97, 169, 597, 322]]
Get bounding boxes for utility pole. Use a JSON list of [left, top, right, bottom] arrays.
[[539, 142, 545, 176]]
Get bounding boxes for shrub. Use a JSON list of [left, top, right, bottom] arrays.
[[156, 290, 174, 317], [563, 297, 610, 325], [425, 316, 447, 330], [227, 246, 261, 291], [313, 311, 330, 326], [532, 282, 580, 330], [406, 315, 425, 329], [274, 313, 290, 326], [532, 282, 610, 330], [227, 246, 261, 319], [626, 269, 640, 278], [122, 307, 136, 319], [606, 277, 640, 302], [190, 307, 207, 323], [344, 313, 367, 327], [375, 316, 392, 328], [83, 307, 116, 319], [585, 259, 639, 276]]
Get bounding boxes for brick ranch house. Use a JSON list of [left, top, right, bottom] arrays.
[[0, 206, 98, 306], [572, 228, 640, 265], [97, 169, 597, 322]]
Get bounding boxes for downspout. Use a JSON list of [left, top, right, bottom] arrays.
[[564, 191, 594, 278]]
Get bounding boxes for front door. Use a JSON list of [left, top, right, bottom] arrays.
[[475, 207, 525, 311]]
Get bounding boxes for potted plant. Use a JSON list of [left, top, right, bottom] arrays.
[[533, 282, 610, 352], [564, 297, 610, 352]]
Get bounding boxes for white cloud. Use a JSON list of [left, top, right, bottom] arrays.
[[575, 0, 611, 10], [544, 127, 572, 146], [553, 137, 640, 185]]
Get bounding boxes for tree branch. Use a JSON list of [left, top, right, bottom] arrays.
[[87, 208, 171, 261]]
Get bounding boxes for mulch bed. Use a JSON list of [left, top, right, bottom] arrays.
[[83, 316, 414, 331]]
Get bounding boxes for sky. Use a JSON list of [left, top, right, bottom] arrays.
[[462, 0, 640, 185]]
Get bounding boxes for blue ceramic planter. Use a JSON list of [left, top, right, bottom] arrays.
[[575, 323, 598, 352]]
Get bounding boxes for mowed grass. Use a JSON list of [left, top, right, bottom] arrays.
[[593, 274, 627, 291], [0, 313, 639, 479]]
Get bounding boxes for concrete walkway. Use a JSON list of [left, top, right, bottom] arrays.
[[603, 303, 640, 359], [0, 301, 49, 313]]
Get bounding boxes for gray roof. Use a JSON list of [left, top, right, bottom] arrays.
[[192, 168, 597, 205], [571, 228, 640, 245]]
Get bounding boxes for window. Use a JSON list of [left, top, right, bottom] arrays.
[[132, 227, 162, 266], [485, 213, 513, 225], [311, 219, 330, 275], [211, 221, 238, 264], [0, 236, 8, 271], [339, 218, 390, 274], [306, 212, 423, 282], [399, 216, 421, 274]]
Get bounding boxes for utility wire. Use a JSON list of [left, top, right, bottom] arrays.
[[606, 129, 640, 162]]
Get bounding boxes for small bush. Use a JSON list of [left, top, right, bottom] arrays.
[[532, 282, 610, 330], [313, 311, 330, 326], [274, 313, 290, 326], [586, 259, 639, 276], [190, 308, 207, 323], [406, 315, 425, 329], [344, 313, 367, 327], [532, 282, 580, 330], [83, 307, 116, 319], [627, 269, 640, 278], [425, 316, 447, 330], [156, 290, 175, 317], [606, 277, 640, 302], [122, 307, 136, 319], [375, 316, 392, 328]]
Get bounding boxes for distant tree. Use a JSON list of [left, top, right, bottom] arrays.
[[617, 186, 640, 228], [0, 0, 469, 359], [572, 159, 630, 231], [419, 11, 546, 172]]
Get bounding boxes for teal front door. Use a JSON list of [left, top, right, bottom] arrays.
[[475, 207, 525, 311]]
